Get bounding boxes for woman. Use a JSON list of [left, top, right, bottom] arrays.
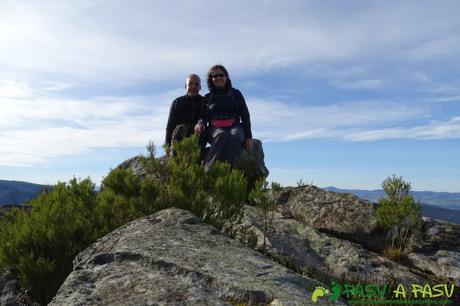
[[194, 64, 253, 172]]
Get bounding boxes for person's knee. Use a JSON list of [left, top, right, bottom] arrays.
[[229, 127, 245, 143], [213, 130, 229, 143], [172, 124, 191, 141]]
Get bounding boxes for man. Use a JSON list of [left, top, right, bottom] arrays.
[[164, 74, 203, 157]]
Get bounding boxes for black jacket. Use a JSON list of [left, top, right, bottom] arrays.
[[165, 94, 203, 146], [198, 88, 252, 139]]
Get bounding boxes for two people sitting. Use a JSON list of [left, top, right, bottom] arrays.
[[165, 64, 253, 172]]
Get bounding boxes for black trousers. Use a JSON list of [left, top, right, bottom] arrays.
[[204, 124, 245, 172]]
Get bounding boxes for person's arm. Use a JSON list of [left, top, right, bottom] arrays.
[[235, 89, 252, 139], [194, 94, 208, 133], [165, 99, 177, 148], [234, 89, 253, 150]]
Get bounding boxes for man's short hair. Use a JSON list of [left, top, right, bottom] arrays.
[[186, 74, 200, 84]]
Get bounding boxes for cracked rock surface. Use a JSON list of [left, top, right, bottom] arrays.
[[238, 205, 426, 287], [49, 208, 344, 306]]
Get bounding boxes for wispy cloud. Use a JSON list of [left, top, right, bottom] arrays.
[[436, 95, 460, 103], [1, 1, 459, 83], [331, 78, 385, 90], [0, 82, 442, 166], [344, 117, 460, 141], [407, 36, 460, 62], [0, 0, 459, 187], [0, 81, 34, 98], [249, 97, 428, 142], [0, 81, 179, 166]]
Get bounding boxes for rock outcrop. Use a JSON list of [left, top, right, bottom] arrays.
[[50, 208, 344, 306], [234, 185, 460, 301], [276, 186, 385, 251], [415, 218, 460, 253], [233, 139, 269, 186], [406, 218, 460, 286], [238, 205, 425, 287], [0, 271, 38, 306], [48, 176, 459, 305], [117, 138, 269, 186]]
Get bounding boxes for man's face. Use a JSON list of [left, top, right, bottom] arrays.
[[186, 76, 201, 96]]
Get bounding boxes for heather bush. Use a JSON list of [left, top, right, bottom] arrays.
[[0, 179, 99, 304], [0, 135, 248, 304]]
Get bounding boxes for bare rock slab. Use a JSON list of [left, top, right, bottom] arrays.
[[278, 186, 379, 244], [50, 208, 343, 306], [239, 206, 426, 287]]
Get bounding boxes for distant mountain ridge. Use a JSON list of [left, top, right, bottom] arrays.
[[324, 186, 460, 224], [2, 179, 460, 224], [324, 186, 460, 209], [0, 180, 49, 206]]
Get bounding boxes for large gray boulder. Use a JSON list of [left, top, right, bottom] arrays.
[[277, 186, 384, 250], [408, 250, 460, 286], [235, 186, 460, 298], [50, 208, 344, 306], [117, 138, 269, 186], [117, 156, 149, 178], [0, 271, 38, 306], [233, 139, 269, 186], [237, 205, 426, 287], [406, 218, 460, 287], [414, 217, 460, 253], [117, 155, 168, 180]]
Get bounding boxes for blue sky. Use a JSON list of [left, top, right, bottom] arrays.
[[1, 0, 459, 191]]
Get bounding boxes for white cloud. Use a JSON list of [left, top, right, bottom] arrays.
[[0, 0, 459, 83], [0, 0, 459, 169], [332, 79, 385, 90], [0, 81, 34, 98], [407, 36, 460, 62], [0, 82, 180, 166], [0, 78, 457, 167], [344, 117, 460, 141], [43, 82, 76, 93], [249, 97, 426, 141], [436, 95, 460, 103]]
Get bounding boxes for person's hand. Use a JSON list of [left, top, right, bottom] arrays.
[[194, 123, 205, 134], [245, 139, 254, 151]]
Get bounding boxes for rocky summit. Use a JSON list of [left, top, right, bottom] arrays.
[[118, 138, 269, 187], [49, 208, 343, 306], [48, 185, 460, 305], [48, 155, 460, 306]]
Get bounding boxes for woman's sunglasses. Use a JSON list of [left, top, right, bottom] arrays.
[[212, 74, 226, 79]]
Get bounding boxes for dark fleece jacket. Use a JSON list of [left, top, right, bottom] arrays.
[[165, 94, 203, 146], [198, 88, 252, 139]]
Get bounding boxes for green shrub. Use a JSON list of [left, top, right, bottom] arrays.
[[165, 135, 247, 232], [204, 162, 247, 231], [140, 140, 169, 181], [0, 135, 249, 304], [249, 179, 282, 253], [376, 175, 422, 252], [96, 168, 161, 234], [0, 179, 99, 305]]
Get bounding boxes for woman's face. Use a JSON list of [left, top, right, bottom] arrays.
[[211, 69, 227, 89]]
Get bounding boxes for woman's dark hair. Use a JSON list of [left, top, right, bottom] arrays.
[[206, 64, 232, 92]]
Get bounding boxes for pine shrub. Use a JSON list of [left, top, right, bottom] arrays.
[[376, 175, 422, 253], [0, 179, 99, 304], [0, 135, 249, 304], [249, 179, 282, 253]]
